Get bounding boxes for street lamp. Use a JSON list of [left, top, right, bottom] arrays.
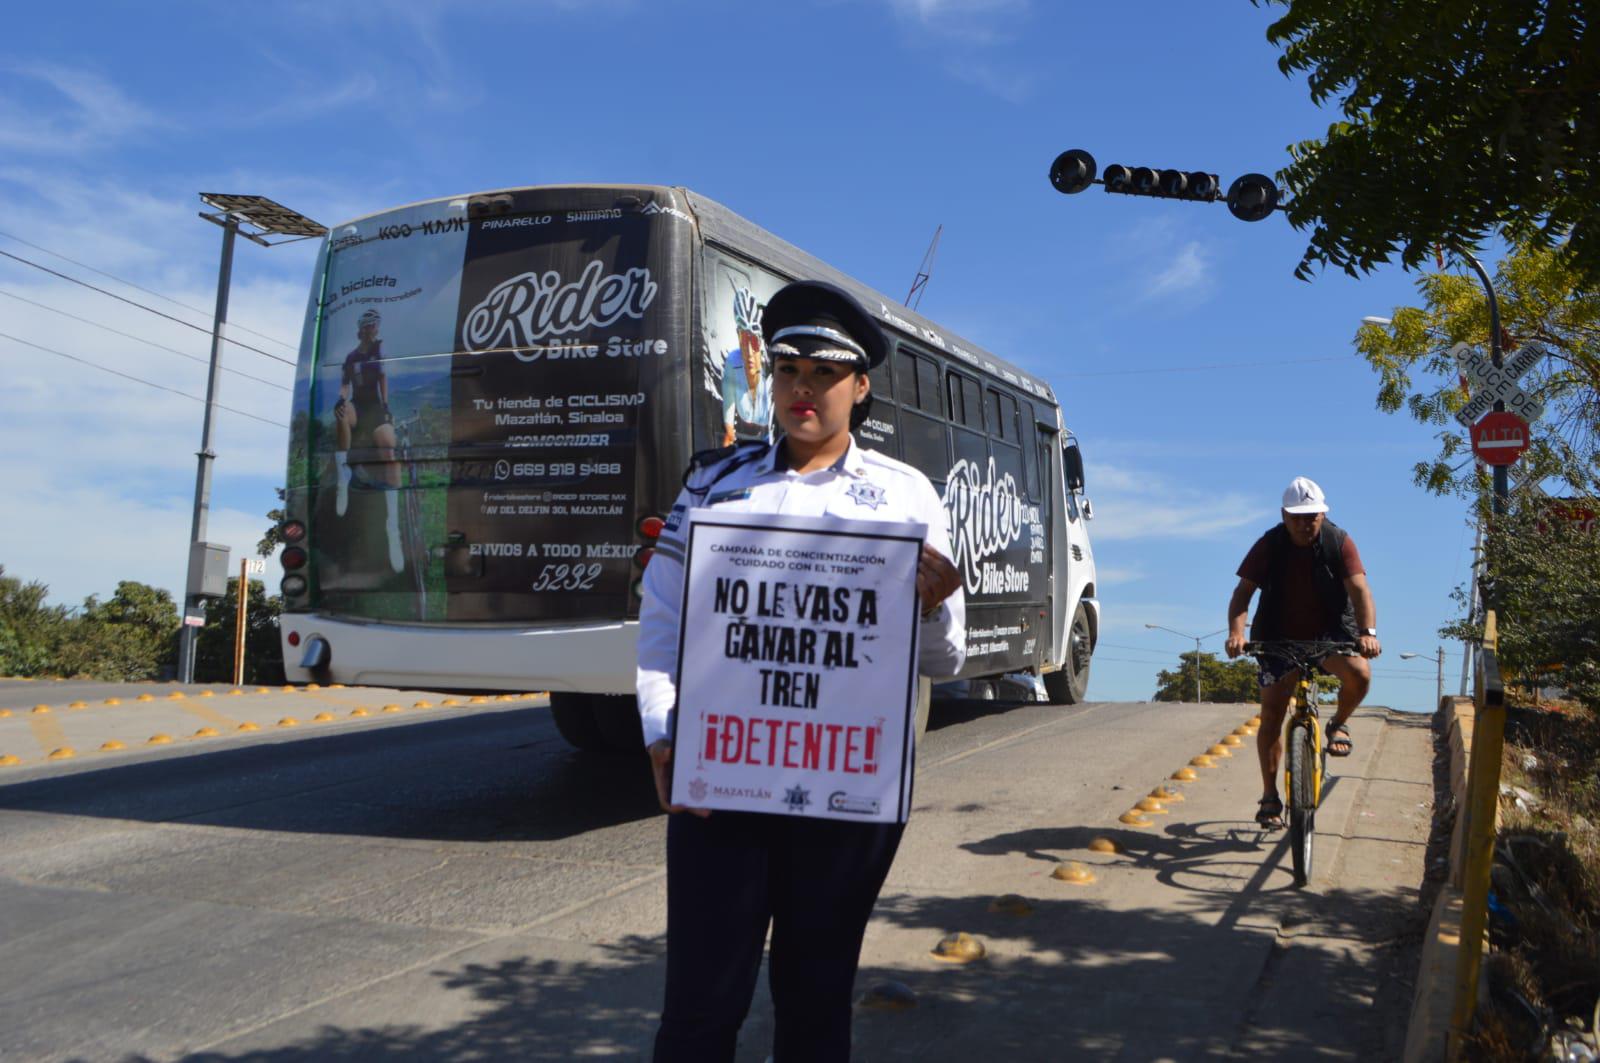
[[177, 193, 325, 685], [1401, 648, 1447, 713], [1145, 624, 1227, 703]]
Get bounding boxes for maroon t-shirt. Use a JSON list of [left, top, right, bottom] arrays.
[[1238, 528, 1365, 639]]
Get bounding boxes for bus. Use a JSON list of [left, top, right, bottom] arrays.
[[276, 184, 1099, 750]]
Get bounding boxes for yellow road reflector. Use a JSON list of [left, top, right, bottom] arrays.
[[1052, 861, 1096, 884], [1150, 787, 1184, 803], [198, 690, 215, 698], [104, 697, 121, 706], [987, 894, 1034, 916], [350, 708, 370, 717], [1118, 810, 1154, 827], [857, 980, 918, 1011], [1221, 735, 1243, 746], [306, 683, 321, 690], [440, 698, 461, 707], [1171, 767, 1198, 781], [469, 696, 490, 704], [1232, 725, 1251, 736], [228, 689, 244, 696], [281, 685, 294, 692], [328, 684, 346, 689], [382, 704, 403, 713], [0, 754, 20, 766], [1190, 755, 1216, 768], [255, 687, 270, 694], [312, 712, 336, 723], [0, 709, 11, 718], [168, 692, 186, 700], [48, 747, 75, 760], [147, 734, 173, 745], [31, 705, 50, 714], [100, 741, 125, 751], [1206, 745, 1232, 758], [192, 727, 219, 738], [1135, 797, 1169, 814], [237, 722, 260, 732], [498, 694, 519, 701], [137, 694, 155, 702], [930, 932, 986, 963], [1087, 837, 1121, 854], [277, 718, 299, 727], [1248, 716, 1261, 727], [68, 700, 87, 709]]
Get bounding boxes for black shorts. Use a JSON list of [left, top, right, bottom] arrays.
[[1257, 645, 1359, 689]]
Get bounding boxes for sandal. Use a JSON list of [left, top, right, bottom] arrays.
[[1326, 722, 1353, 757], [1256, 795, 1284, 829]]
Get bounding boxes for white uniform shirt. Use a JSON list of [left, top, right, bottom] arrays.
[[635, 437, 966, 747]]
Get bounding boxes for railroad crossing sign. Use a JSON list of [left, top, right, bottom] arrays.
[[1453, 342, 1545, 426], [1470, 411, 1530, 466]]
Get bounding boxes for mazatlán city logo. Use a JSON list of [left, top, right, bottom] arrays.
[[942, 456, 1025, 594], [461, 260, 658, 355]]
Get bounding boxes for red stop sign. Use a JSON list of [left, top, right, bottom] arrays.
[[1471, 411, 1530, 466]]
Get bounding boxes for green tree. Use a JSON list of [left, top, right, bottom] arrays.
[[1357, 239, 1600, 496], [0, 565, 70, 677], [1255, 0, 1600, 283], [1442, 492, 1600, 707], [55, 581, 180, 681], [257, 486, 287, 558], [1153, 651, 1261, 703], [194, 577, 285, 686]]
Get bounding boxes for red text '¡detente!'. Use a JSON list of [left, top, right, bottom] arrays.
[[702, 713, 881, 775]]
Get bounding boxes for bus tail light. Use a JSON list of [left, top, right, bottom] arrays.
[[281, 546, 308, 571], [638, 515, 665, 538], [286, 630, 301, 647], [634, 547, 654, 569]]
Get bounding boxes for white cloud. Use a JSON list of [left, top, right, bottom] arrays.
[[0, 64, 163, 155], [1147, 241, 1209, 299], [1085, 460, 1266, 542], [884, 0, 1029, 40]]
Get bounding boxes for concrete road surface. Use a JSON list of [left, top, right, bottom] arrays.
[[0, 694, 1434, 1061]]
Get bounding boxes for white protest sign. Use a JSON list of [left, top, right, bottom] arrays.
[[671, 509, 925, 823]]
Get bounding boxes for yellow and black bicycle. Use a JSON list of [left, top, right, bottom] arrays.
[[1243, 639, 1358, 888]]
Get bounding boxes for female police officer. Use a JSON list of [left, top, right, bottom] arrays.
[[635, 280, 965, 1061]]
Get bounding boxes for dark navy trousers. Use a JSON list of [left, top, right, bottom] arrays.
[[653, 810, 906, 1063]]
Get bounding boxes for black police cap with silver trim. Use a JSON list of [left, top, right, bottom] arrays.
[[760, 280, 887, 371]]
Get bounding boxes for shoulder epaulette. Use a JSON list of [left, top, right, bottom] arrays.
[[682, 439, 770, 494]]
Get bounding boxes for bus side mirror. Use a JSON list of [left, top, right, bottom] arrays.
[[1063, 443, 1085, 492]]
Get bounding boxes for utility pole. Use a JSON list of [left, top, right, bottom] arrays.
[[1146, 624, 1226, 702]]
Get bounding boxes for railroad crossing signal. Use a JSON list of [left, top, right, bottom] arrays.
[[1453, 342, 1545, 427], [1470, 411, 1530, 466]]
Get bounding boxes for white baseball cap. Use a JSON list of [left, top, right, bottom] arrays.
[[1281, 476, 1329, 514]]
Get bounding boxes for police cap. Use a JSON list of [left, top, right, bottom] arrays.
[[761, 280, 886, 372]]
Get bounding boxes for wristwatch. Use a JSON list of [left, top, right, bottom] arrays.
[[1360, 628, 1378, 637]]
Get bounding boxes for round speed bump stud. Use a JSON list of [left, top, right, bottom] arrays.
[[0, 709, 11, 718], [1190, 755, 1216, 768], [228, 689, 244, 696], [147, 734, 173, 745], [104, 698, 121, 706], [1119, 810, 1154, 827], [1150, 786, 1184, 802], [349, 707, 370, 717], [168, 692, 186, 700], [1221, 735, 1243, 747], [1171, 767, 1198, 781], [137, 694, 155, 702], [312, 712, 336, 723], [382, 704, 403, 713], [987, 894, 1034, 916], [0, 754, 20, 766], [469, 696, 490, 704], [237, 722, 260, 732], [1248, 716, 1262, 727], [198, 690, 215, 698], [277, 718, 300, 728], [440, 698, 461, 707], [192, 728, 219, 738], [413, 700, 433, 709], [68, 700, 87, 709], [1052, 861, 1097, 884], [48, 747, 75, 760], [31, 705, 50, 714], [1135, 797, 1169, 815], [857, 980, 918, 1011], [931, 932, 986, 963], [1207, 744, 1233, 758], [1087, 836, 1121, 854]]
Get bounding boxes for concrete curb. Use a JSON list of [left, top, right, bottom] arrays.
[[1402, 695, 1477, 1063]]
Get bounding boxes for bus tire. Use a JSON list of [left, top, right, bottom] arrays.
[[1043, 602, 1092, 704], [593, 694, 645, 752], [549, 692, 610, 752]]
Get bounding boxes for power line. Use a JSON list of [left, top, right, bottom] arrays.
[[0, 288, 291, 392], [1061, 355, 1346, 379], [0, 229, 298, 351], [0, 248, 297, 367], [0, 331, 288, 428]]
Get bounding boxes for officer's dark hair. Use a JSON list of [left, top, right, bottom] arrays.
[[850, 376, 873, 429]]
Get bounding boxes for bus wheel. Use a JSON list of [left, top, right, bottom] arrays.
[[593, 694, 645, 752], [1043, 603, 1093, 704], [549, 692, 609, 752]]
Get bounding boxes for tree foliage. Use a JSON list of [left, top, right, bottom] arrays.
[[1153, 651, 1261, 703], [1356, 239, 1600, 496], [1256, 0, 1600, 284], [1441, 492, 1600, 706], [56, 581, 180, 681], [0, 565, 71, 677], [194, 578, 285, 686]]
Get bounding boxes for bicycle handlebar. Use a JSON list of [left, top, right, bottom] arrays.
[[1242, 640, 1361, 669]]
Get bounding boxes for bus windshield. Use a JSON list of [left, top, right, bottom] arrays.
[[288, 194, 684, 625]]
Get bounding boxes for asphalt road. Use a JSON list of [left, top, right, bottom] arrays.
[[0, 692, 1435, 1061]]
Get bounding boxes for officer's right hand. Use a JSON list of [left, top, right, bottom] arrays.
[[648, 740, 711, 817], [1225, 633, 1246, 659]]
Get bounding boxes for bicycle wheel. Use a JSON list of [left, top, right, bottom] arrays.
[[1286, 720, 1317, 887]]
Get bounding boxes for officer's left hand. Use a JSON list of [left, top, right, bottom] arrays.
[[1357, 634, 1381, 659], [916, 544, 960, 615]]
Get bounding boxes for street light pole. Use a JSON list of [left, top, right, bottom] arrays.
[[177, 194, 325, 685], [1402, 648, 1447, 711], [1145, 624, 1227, 702]]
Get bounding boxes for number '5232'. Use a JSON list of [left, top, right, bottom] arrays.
[[531, 563, 603, 592]]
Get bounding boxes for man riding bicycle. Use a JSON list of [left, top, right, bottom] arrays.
[[1224, 477, 1381, 828]]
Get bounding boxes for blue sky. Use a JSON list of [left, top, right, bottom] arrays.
[[0, 1, 1473, 709]]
